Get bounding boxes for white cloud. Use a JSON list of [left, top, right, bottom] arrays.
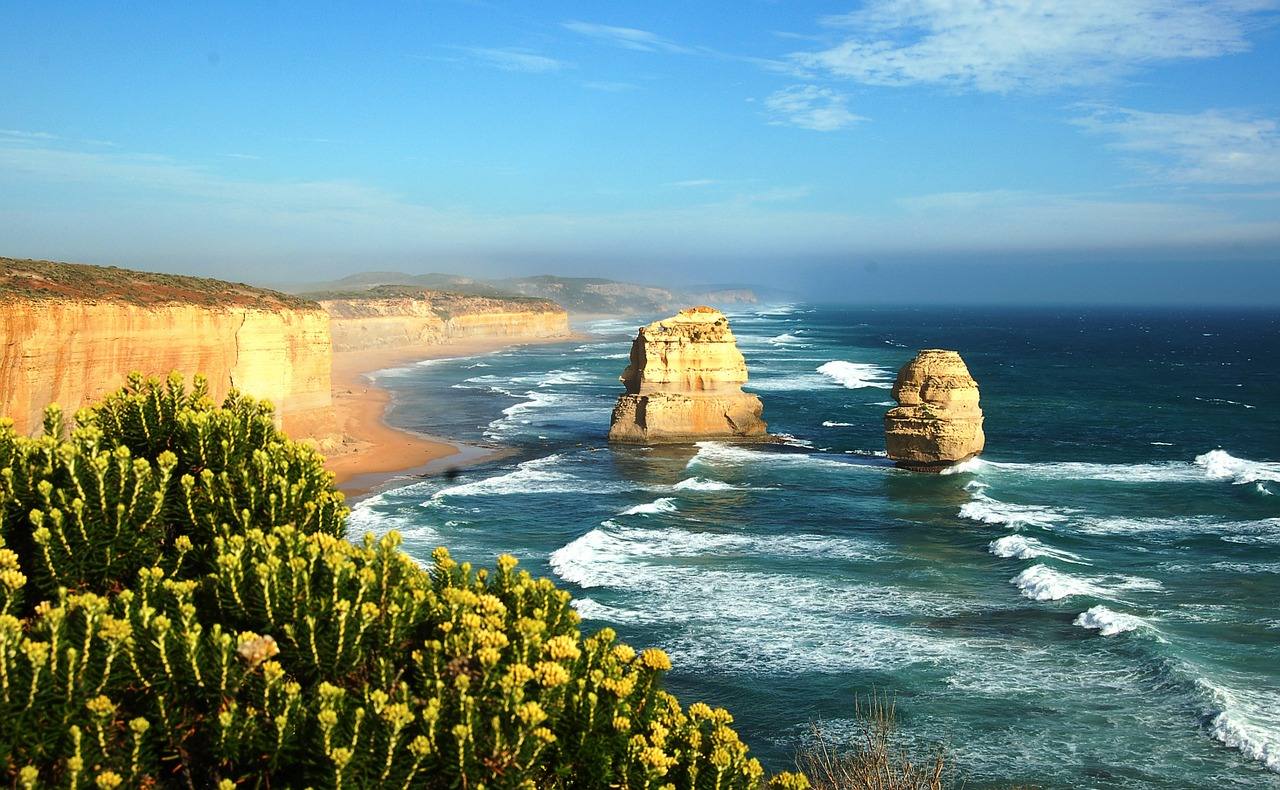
[[461, 47, 567, 73], [797, 0, 1275, 92], [561, 21, 691, 53], [764, 85, 866, 131], [1074, 106, 1280, 184]]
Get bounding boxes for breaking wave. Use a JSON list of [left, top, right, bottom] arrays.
[[816, 361, 894, 389], [1073, 605, 1145, 636], [960, 490, 1072, 529], [988, 535, 1086, 564], [619, 497, 678, 516], [1011, 564, 1160, 602]]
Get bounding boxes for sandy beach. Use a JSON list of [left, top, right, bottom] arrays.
[[325, 334, 580, 498]]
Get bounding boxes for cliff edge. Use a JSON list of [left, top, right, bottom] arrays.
[[609, 306, 767, 443], [314, 286, 570, 352], [884, 349, 985, 471], [0, 258, 334, 439]]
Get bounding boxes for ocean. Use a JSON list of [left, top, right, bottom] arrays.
[[349, 305, 1280, 788]]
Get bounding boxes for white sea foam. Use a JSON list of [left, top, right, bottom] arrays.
[[816, 361, 894, 389], [945, 451, 1280, 486], [1150, 441, 1174, 446], [1073, 605, 1144, 636], [1012, 565, 1097, 601], [960, 491, 1071, 529], [988, 535, 1086, 564], [940, 457, 987, 475], [538, 369, 595, 387], [1195, 397, 1256, 409], [672, 477, 745, 492], [685, 441, 883, 472], [1195, 449, 1280, 485], [1011, 564, 1160, 602], [346, 494, 440, 546], [1198, 678, 1280, 774], [619, 497, 678, 516], [431, 454, 629, 499], [822, 420, 854, 427], [767, 333, 810, 348]]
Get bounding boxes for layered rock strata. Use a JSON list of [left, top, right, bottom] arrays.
[[884, 349, 984, 471], [317, 288, 570, 352], [608, 306, 767, 443], [0, 258, 334, 439]]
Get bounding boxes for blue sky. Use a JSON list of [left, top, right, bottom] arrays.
[[2, 1, 1278, 300]]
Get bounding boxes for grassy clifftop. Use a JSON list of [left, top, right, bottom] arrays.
[[311, 284, 564, 319], [0, 257, 316, 309]]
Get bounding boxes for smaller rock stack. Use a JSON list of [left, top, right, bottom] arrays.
[[884, 349, 985, 471], [608, 307, 767, 444]]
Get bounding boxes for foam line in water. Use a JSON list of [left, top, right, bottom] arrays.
[[946, 450, 1280, 486], [816, 361, 894, 389], [1197, 677, 1280, 774], [1012, 564, 1098, 601], [431, 454, 633, 499], [685, 441, 886, 471], [1011, 564, 1161, 602], [619, 497, 678, 516], [672, 477, 746, 492], [1073, 605, 1144, 636], [1195, 449, 1280, 485], [822, 420, 854, 427], [989, 535, 1087, 564], [961, 491, 1072, 529]]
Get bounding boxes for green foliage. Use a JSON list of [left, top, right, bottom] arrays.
[[0, 374, 806, 789]]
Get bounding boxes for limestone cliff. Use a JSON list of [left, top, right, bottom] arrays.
[[609, 307, 767, 443], [0, 258, 334, 439], [317, 286, 570, 352], [884, 349, 985, 471]]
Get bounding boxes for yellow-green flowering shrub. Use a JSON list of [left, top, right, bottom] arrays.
[[0, 374, 806, 789]]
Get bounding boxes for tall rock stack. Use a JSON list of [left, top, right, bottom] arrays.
[[884, 349, 985, 471], [608, 306, 767, 443]]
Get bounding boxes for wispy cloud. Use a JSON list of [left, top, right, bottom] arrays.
[[459, 46, 568, 73], [667, 178, 722, 188], [562, 21, 691, 53], [796, 0, 1276, 92], [1, 129, 59, 141], [222, 153, 262, 161], [1074, 105, 1280, 184], [1, 136, 1276, 281], [764, 85, 866, 131]]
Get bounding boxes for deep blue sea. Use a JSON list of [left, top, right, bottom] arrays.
[[350, 305, 1280, 788]]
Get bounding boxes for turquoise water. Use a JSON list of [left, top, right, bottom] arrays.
[[351, 306, 1280, 788]]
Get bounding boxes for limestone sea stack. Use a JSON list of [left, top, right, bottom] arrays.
[[884, 349, 985, 471], [608, 307, 767, 443]]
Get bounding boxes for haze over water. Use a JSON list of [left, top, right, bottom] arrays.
[[351, 305, 1280, 788]]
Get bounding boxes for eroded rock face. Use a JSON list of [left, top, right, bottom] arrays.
[[608, 307, 767, 443], [318, 290, 569, 352], [884, 349, 984, 471]]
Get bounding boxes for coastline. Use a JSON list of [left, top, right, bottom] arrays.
[[325, 333, 581, 500]]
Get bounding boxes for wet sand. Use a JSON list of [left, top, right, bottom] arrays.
[[324, 334, 578, 499]]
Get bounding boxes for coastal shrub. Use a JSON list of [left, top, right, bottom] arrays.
[[0, 374, 806, 789], [796, 696, 947, 790]]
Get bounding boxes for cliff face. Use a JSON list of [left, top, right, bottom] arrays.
[[319, 289, 570, 352], [884, 349, 985, 471], [0, 258, 333, 439], [609, 307, 767, 443]]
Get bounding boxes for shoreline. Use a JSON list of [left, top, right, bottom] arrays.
[[325, 333, 582, 500]]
